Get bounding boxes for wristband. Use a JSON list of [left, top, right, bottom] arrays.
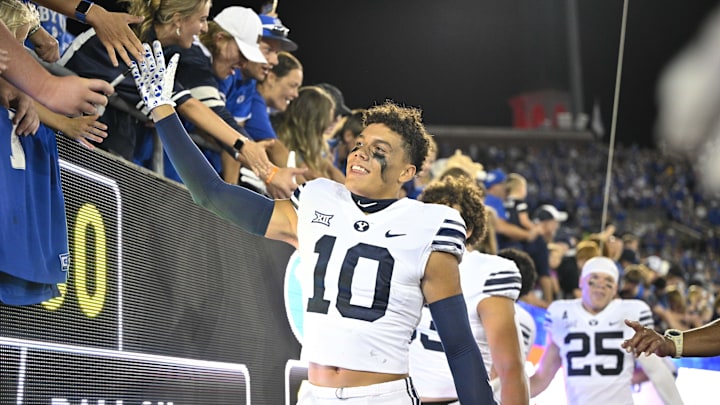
[[264, 166, 279, 185], [28, 24, 41, 37], [664, 329, 683, 358], [233, 138, 245, 152], [74, 0, 94, 24]]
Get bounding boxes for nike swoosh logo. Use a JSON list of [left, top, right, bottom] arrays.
[[385, 231, 406, 238], [609, 321, 620, 326], [357, 201, 377, 208]]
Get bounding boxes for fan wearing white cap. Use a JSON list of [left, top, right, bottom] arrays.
[[215, 9, 303, 196], [529, 256, 684, 405], [166, 5, 303, 194]]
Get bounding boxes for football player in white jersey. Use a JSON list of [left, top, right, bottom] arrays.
[[409, 179, 529, 405], [530, 256, 684, 405], [130, 42, 495, 405], [497, 248, 538, 361]]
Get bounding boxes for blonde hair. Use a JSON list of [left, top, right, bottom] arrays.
[[575, 240, 601, 263], [506, 173, 527, 194], [125, 0, 210, 41], [275, 86, 335, 176], [198, 21, 233, 58], [0, 0, 38, 33]]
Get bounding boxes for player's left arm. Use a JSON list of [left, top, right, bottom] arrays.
[[422, 251, 497, 405], [478, 296, 529, 405], [529, 330, 562, 397], [635, 354, 684, 405]]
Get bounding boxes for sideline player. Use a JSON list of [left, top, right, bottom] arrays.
[[530, 256, 684, 405], [496, 247, 538, 362], [409, 177, 529, 405], [130, 42, 496, 404]]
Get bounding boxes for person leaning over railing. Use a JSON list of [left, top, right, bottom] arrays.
[[58, 0, 301, 197]]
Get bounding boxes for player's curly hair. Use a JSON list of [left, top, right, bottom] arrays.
[[363, 101, 428, 169], [420, 176, 488, 248]]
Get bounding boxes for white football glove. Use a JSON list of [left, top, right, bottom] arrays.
[[131, 40, 179, 110]]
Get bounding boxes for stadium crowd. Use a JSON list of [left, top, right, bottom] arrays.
[[431, 140, 720, 331]]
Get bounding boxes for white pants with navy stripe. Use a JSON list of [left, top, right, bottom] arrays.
[[297, 377, 420, 404]]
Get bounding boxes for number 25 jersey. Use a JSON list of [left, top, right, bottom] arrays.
[[291, 178, 466, 374], [545, 298, 653, 405]]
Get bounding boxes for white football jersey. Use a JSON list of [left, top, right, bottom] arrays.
[[409, 251, 521, 399], [292, 179, 466, 374], [515, 303, 536, 361], [545, 298, 654, 405]]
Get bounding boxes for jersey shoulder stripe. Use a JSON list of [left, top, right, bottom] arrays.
[[431, 218, 466, 260]]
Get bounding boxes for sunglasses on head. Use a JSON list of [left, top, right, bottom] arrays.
[[263, 24, 289, 38]]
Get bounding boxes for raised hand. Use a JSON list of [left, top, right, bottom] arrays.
[[130, 41, 178, 111], [621, 320, 674, 357], [28, 26, 60, 63], [59, 114, 108, 150], [87, 7, 144, 67]]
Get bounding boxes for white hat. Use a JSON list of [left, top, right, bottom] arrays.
[[646, 255, 670, 277], [581, 256, 619, 284], [534, 204, 568, 222], [213, 7, 267, 64]]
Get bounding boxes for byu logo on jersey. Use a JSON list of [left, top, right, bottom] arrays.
[[354, 220, 370, 232], [312, 211, 333, 227], [59, 253, 70, 272]]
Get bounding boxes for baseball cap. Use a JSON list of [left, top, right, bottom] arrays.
[[534, 204, 568, 222], [260, 14, 298, 51], [316, 83, 352, 117], [483, 168, 506, 189], [213, 7, 267, 64], [645, 255, 670, 277], [581, 256, 619, 284]]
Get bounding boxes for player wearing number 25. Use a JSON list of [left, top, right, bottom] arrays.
[[530, 256, 684, 405], [132, 42, 495, 404]]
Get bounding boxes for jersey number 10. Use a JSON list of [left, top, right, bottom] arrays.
[[306, 235, 395, 322]]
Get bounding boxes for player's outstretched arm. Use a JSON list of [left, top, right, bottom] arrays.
[[422, 251, 497, 405], [528, 337, 561, 397], [478, 296, 529, 405], [133, 41, 298, 246]]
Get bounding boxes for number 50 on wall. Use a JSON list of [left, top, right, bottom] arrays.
[[41, 203, 108, 318]]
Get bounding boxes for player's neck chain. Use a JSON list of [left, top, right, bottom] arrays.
[[351, 193, 398, 213]]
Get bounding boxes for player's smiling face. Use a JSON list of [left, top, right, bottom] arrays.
[[345, 123, 415, 199], [581, 273, 617, 314]]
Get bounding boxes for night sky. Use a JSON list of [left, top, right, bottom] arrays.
[[89, 0, 720, 148]]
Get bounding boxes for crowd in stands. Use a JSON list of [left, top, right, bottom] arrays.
[[428, 140, 720, 337]]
